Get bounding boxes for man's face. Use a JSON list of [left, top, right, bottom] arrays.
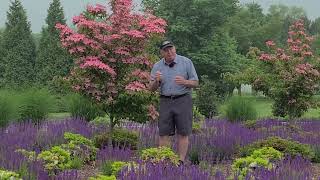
[[160, 46, 176, 62]]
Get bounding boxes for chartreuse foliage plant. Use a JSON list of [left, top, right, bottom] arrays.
[[17, 132, 97, 175], [37, 146, 72, 175], [15, 149, 36, 162], [101, 160, 130, 176], [99, 160, 137, 180], [56, 0, 166, 129], [89, 175, 116, 180], [232, 147, 283, 180], [0, 169, 22, 180], [61, 132, 98, 163], [248, 19, 320, 118], [140, 147, 179, 165], [111, 161, 129, 175]]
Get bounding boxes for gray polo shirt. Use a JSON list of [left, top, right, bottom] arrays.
[[150, 54, 199, 96]]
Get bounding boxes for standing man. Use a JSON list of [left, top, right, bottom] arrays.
[[149, 40, 199, 164]]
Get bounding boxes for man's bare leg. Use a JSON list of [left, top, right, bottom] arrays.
[[177, 134, 189, 162], [159, 135, 171, 147]]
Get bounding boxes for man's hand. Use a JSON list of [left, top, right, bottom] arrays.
[[149, 71, 162, 91], [156, 71, 162, 82], [174, 76, 186, 85], [175, 75, 199, 88]]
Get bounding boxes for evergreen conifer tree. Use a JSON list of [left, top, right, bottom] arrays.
[[1, 0, 36, 88], [35, 0, 73, 86]]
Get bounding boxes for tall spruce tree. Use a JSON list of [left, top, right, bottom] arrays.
[[35, 0, 72, 86], [1, 0, 36, 88], [0, 29, 4, 85]]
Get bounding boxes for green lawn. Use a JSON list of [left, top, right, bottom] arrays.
[[219, 95, 320, 119], [48, 96, 320, 120], [48, 112, 70, 119]]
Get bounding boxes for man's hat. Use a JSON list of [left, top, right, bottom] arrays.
[[159, 40, 174, 50]]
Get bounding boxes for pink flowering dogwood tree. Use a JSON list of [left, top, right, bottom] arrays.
[[249, 20, 320, 118], [56, 0, 166, 128]]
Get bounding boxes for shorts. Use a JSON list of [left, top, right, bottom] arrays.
[[158, 93, 193, 136]]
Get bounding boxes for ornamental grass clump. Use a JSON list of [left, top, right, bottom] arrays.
[[0, 90, 18, 127], [225, 96, 257, 123], [67, 93, 104, 122], [18, 88, 56, 124]]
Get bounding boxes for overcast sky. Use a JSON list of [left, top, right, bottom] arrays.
[[0, 0, 319, 33]]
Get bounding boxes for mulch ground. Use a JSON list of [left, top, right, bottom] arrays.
[[312, 163, 320, 179]]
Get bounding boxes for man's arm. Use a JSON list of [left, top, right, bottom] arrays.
[[183, 80, 199, 88]]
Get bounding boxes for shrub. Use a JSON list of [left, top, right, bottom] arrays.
[[194, 76, 220, 118], [239, 136, 315, 160], [0, 90, 18, 127], [67, 93, 104, 122], [225, 96, 257, 123], [248, 20, 320, 118], [94, 129, 139, 150], [232, 147, 283, 180], [90, 115, 110, 126], [140, 147, 179, 165], [18, 88, 55, 123]]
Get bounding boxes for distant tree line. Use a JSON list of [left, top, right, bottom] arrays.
[[0, 0, 72, 90], [1, 0, 320, 98]]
